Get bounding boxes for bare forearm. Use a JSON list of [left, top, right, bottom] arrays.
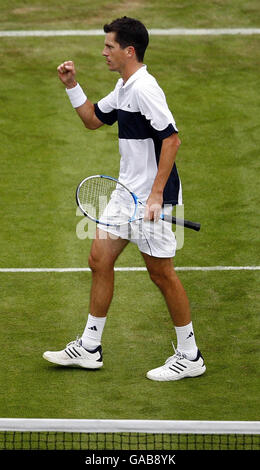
[[145, 133, 181, 221], [57, 60, 103, 130], [74, 99, 103, 130], [152, 133, 181, 195]]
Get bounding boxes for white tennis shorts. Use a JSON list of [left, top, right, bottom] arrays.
[[97, 200, 176, 258]]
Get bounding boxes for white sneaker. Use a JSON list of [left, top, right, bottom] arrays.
[[146, 346, 206, 382], [43, 338, 103, 369]]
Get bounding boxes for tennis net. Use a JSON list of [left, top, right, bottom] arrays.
[[0, 419, 259, 451]]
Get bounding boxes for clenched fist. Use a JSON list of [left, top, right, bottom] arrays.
[[57, 61, 77, 89]]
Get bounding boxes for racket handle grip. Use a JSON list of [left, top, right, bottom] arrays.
[[162, 214, 201, 232]]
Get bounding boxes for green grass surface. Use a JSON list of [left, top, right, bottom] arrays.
[[1, 0, 260, 29], [0, 1, 259, 424], [2, 271, 259, 420], [1, 35, 259, 268]]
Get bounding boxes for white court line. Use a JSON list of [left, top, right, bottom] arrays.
[[0, 266, 259, 273], [0, 28, 260, 37]]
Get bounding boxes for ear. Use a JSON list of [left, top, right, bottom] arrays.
[[126, 46, 135, 58]]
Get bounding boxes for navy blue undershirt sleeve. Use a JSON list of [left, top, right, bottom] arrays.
[[94, 103, 118, 126], [154, 123, 178, 140]]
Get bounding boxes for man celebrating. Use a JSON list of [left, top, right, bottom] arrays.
[[43, 17, 206, 381]]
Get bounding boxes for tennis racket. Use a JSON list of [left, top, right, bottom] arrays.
[[76, 175, 201, 231]]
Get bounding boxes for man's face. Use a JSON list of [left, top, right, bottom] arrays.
[[102, 32, 129, 73]]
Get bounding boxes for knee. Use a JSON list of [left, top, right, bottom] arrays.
[[148, 266, 177, 290], [148, 269, 167, 288], [88, 252, 99, 272], [88, 247, 114, 273]]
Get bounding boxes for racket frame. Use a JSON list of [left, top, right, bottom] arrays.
[[76, 174, 139, 226], [76, 174, 201, 231]]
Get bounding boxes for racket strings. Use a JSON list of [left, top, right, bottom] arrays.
[[78, 177, 136, 225], [81, 177, 115, 219]]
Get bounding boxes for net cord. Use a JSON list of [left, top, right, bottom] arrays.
[[0, 419, 259, 435]]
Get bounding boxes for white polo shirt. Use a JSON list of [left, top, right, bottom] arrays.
[[94, 65, 182, 205]]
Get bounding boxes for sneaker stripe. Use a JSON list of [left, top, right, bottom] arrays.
[[169, 366, 180, 373], [66, 347, 81, 358], [65, 349, 74, 359], [43, 339, 104, 369], [72, 347, 81, 357], [146, 346, 206, 381], [176, 361, 187, 368], [65, 348, 81, 359], [168, 363, 187, 373]]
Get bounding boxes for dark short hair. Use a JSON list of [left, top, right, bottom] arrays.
[[103, 17, 149, 62]]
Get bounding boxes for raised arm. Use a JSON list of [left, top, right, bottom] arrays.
[[57, 61, 104, 130]]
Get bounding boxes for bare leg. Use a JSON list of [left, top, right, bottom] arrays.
[[143, 254, 206, 380], [43, 230, 129, 366], [88, 229, 129, 317], [141, 253, 191, 326]]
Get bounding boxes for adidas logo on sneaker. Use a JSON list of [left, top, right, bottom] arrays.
[[146, 347, 206, 382], [43, 338, 103, 369]]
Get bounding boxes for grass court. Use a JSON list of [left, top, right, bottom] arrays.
[[0, 1, 259, 422]]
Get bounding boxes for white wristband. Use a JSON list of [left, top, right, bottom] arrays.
[[66, 83, 87, 108]]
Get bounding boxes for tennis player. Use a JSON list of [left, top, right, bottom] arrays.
[[43, 17, 206, 381]]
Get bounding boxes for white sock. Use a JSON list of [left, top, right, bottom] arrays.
[[175, 322, 198, 360], [81, 314, 106, 351]]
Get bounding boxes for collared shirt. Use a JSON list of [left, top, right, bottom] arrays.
[[94, 65, 182, 205]]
